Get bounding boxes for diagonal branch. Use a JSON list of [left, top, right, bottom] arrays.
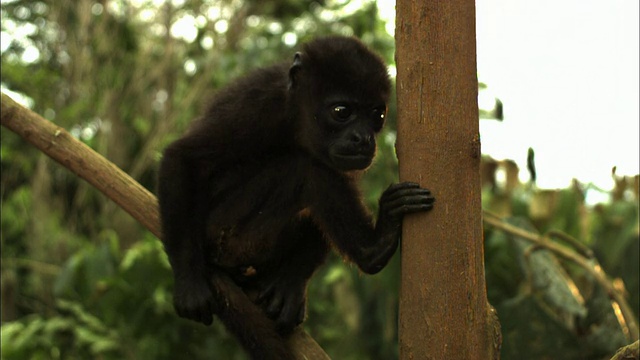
[[1, 93, 161, 237], [0, 92, 329, 360]]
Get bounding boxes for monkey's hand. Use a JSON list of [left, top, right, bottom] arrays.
[[256, 277, 307, 335], [172, 276, 216, 326], [377, 182, 434, 238], [379, 182, 434, 222], [364, 182, 435, 274]]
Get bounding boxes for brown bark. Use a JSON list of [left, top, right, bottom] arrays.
[[395, 1, 500, 359], [0, 92, 329, 360]]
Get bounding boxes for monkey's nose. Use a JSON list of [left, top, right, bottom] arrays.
[[350, 133, 372, 147]]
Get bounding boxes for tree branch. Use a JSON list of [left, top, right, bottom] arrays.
[[609, 340, 638, 360], [1, 93, 161, 237], [0, 92, 329, 360]]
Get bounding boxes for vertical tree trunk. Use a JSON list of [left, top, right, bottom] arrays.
[[395, 1, 498, 359]]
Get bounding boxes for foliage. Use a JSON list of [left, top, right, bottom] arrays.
[[482, 158, 639, 359], [1, 1, 638, 359]]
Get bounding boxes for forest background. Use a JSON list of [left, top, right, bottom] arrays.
[[1, 1, 638, 359]]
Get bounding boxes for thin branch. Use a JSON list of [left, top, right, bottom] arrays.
[[483, 210, 639, 342], [1, 93, 161, 238], [609, 340, 638, 360], [546, 229, 594, 259], [0, 92, 330, 360]]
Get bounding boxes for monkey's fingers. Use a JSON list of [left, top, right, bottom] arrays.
[[385, 193, 435, 218], [387, 204, 434, 218], [256, 284, 284, 319], [256, 283, 276, 305], [383, 190, 434, 207], [197, 310, 214, 326], [380, 182, 422, 200], [383, 185, 434, 207], [381, 183, 433, 203], [173, 284, 216, 326], [275, 299, 306, 335], [265, 294, 285, 319]]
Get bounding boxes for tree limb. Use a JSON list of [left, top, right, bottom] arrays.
[[1, 93, 161, 237], [0, 92, 329, 360]]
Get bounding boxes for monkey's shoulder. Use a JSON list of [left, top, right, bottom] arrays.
[[206, 63, 290, 111]]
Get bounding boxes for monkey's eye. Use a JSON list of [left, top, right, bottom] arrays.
[[371, 107, 386, 121], [331, 105, 353, 122]]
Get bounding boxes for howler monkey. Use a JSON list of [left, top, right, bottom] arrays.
[[157, 36, 435, 359]]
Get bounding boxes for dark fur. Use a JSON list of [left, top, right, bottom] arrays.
[[157, 36, 434, 360]]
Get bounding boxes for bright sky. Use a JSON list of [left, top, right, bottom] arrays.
[[380, 0, 640, 191]]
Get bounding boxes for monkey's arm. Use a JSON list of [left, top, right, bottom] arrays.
[[158, 137, 219, 326], [310, 176, 434, 274]]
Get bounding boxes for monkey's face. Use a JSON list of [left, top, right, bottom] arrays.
[[289, 36, 391, 172], [313, 99, 387, 171]]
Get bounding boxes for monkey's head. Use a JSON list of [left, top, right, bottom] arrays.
[[289, 36, 391, 172]]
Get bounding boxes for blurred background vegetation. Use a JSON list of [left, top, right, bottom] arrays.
[[1, 0, 637, 359]]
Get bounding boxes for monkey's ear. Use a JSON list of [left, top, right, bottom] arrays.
[[288, 52, 303, 89]]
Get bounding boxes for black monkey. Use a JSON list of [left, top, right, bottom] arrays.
[[157, 36, 435, 360]]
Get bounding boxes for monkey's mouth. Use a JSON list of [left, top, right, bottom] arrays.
[[331, 153, 373, 171]]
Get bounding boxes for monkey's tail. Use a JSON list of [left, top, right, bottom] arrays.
[[211, 274, 295, 360]]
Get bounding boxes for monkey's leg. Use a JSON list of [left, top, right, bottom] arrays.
[[256, 218, 329, 333]]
